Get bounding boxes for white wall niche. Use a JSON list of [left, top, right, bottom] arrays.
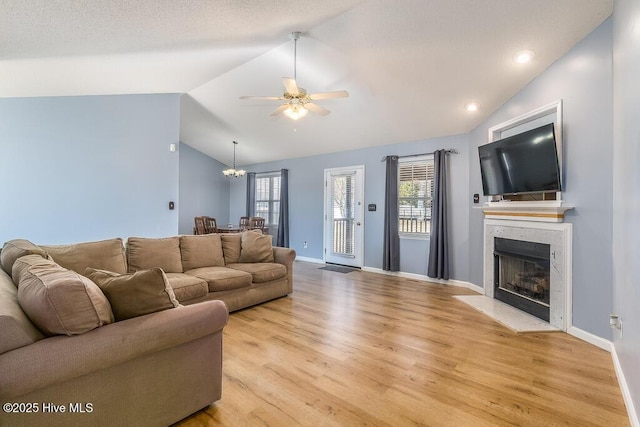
[[485, 99, 564, 205]]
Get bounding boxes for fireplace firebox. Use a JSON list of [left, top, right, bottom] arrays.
[[494, 237, 551, 321]]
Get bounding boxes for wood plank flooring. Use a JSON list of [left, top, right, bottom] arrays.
[[175, 261, 629, 426]]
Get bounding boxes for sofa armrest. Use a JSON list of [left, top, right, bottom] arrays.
[[272, 247, 296, 293], [0, 300, 228, 399], [273, 247, 296, 268]]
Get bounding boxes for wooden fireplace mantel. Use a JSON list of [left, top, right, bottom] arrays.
[[479, 201, 574, 223]]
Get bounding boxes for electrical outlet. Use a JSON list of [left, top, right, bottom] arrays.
[[303, 241, 308, 249], [610, 314, 623, 338]]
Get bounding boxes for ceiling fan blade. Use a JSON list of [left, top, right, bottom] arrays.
[[308, 90, 349, 100], [239, 95, 284, 100], [269, 104, 289, 117], [282, 78, 300, 96], [305, 102, 331, 116]]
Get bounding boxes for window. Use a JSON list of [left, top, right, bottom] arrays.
[[255, 172, 281, 226], [398, 156, 434, 235]]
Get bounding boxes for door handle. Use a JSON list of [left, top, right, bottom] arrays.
[[356, 222, 361, 226]]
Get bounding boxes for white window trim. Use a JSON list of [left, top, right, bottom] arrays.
[[398, 154, 434, 238], [255, 172, 281, 227]]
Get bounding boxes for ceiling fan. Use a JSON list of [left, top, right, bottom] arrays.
[[239, 32, 349, 120]]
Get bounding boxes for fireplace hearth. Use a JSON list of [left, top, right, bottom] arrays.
[[494, 238, 550, 321]]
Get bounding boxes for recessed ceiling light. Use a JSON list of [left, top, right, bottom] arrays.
[[514, 50, 535, 64], [465, 102, 479, 112]]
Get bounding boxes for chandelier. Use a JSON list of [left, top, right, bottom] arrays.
[[222, 141, 246, 178]]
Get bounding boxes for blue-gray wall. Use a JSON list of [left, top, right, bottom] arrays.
[[178, 142, 230, 234], [468, 19, 614, 340], [612, 0, 640, 420], [229, 133, 470, 280], [0, 94, 181, 244]]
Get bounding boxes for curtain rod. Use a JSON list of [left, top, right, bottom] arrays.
[[253, 169, 283, 175], [379, 149, 458, 162]]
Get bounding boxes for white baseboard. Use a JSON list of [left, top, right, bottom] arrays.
[[611, 344, 640, 427], [294, 256, 324, 264], [361, 266, 482, 294], [295, 259, 481, 294], [464, 282, 484, 294], [567, 326, 611, 352]]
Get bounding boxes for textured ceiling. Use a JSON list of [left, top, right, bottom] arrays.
[[1, 0, 613, 166]]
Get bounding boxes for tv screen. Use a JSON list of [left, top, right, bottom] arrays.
[[478, 123, 561, 196]]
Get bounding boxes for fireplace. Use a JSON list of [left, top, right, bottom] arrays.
[[484, 220, 571, 331], [494, 238, 550, 321]]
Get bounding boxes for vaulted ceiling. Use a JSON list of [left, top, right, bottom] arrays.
[[1, 0, 613, 166]]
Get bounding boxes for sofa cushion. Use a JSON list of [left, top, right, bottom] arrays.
[[1, 239, 49, 276], [127, 236, 183, 273], [238, 231, 274, 263], [226, 262, 287, 284], [41, 238, 127, 275], [220, 233, 242, 264], [0, 270, 45, 354], [165, 273, 209, 302], [11, 254, 59, 286], [85, 267, 180, 321], [18, 263, 114, 336], [179, 234, 225, 270], [185, 267, 252, 292]]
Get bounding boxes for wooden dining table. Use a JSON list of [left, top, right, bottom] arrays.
[[217, 227, 242, 233], [217, 227, 270, 235]]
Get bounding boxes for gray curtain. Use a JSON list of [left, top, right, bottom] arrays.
[[383, 155, 400, 271], [246, 172, 256, 217], [428, 149, 449, 280], [276, 169, 289, 247]]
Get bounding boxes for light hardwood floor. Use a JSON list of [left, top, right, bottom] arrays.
[[176, 261, 629, 426]]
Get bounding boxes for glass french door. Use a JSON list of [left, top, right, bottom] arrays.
[[323, 166, 364, 267]]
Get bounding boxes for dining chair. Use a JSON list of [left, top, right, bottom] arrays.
[[249, 217, 265, 233], [194, 217, 207, 235], [203, 216, 218, 234], [239, 216, 250, 231]]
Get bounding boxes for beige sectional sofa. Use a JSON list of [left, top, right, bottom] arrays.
[[0, 231, 295, 427]]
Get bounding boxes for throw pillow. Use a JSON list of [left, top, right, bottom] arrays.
[[179, 234, 225, 270], [85, 267, 179, 321], [41, 238, 128, 275], [11, 254, 58, 286], [126, 237, 183, 273], [1, 239, 48, 275], [18, 263, 114, 336], [238, 230, 274, 263], [220, 233, 242, 264]]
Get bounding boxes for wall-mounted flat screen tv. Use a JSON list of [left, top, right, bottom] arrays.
[[478, 123, 561, 196]]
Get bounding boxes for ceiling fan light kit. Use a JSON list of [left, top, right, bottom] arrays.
[[240, 31, 348, 120], [283, 104, 308, 120], [223, 141, 246, 178]]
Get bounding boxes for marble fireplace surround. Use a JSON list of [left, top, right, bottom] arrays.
[[484, 219, 573, 331]]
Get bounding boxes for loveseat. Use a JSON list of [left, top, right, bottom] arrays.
[[0, 231, 295, 426]]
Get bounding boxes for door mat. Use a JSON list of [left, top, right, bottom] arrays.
[[318, 265, 360, 273]]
